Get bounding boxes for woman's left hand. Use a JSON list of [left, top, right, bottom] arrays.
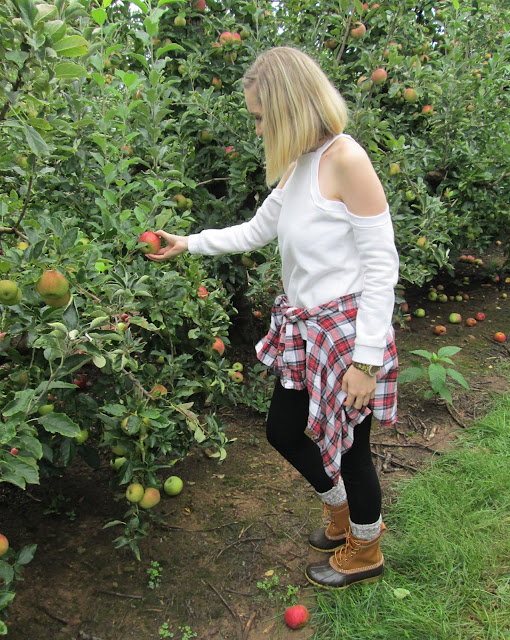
[[341, 365, 376, 410]]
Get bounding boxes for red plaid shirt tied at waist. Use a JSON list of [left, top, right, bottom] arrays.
[[255, 292, 398, 483]]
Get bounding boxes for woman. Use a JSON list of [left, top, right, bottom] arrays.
[[148, 46, 399, 590]]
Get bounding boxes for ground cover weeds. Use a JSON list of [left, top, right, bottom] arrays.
[[311, 395, 510, 640]]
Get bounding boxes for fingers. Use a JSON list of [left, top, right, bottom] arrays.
[[344, 392, 372, 410]]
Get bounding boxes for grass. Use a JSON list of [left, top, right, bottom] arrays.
[[310, 395, 510, 640]]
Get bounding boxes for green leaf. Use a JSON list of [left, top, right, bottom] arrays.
[[156, 43, 185, 58], [17, 544, 37, 566], [35, 3, 58, 23], [397, 366, 425, 384], [393, 587, 411, 599], [3, 389, 36, 417], [55, 62, 89, 79], [17, 0, 38, 29], [38, 413, 81, 437], [428, 363, 447, 393], [409, 349, 433, 361], [0, 619, 7, 634], [43, 19, 66, 42], [446, 368, 470, 390], [0, 561, 14, 585], [53, 35, 88, 57], [437, 346, 462, 358], [24, 124, 49, 157], [91, 7, 107, 25], [437, 385, 453, 405], [131, 0, 149, 13]]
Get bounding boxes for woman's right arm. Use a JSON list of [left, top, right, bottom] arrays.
[[147, 164, 295, 262]]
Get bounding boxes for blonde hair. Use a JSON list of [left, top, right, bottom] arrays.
[[242, 47, 349, 185]]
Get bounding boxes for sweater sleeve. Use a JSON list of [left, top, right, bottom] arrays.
[[347, 206, 400, 366], [187, 190, 283, 256]]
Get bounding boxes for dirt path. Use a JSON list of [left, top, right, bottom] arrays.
[[1, 279, 508, 640]]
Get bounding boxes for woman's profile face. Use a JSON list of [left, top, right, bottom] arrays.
[[244, 84, 264, 137]]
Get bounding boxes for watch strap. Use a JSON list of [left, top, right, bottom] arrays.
[[352, 361, 381, 377]]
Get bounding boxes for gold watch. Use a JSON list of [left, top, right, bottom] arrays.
[[352, 362, 381, 377]]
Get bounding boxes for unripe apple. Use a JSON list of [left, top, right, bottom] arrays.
[[137, 231, 161, 254], [36, 270, 69, 300], [0, 280, 21, 305], [428, 291, 438, 302], [284, 605, 309, 630], [139, 487, 161, 509], [0, 534, 9, 557], [200, 130, 213, 143], [110, 457, 127, 470], [126, 483, 145, 503], [404, 88, 418, 103], [75, 429, 89, 444], [438, 294, 448, 303], [43, 291, 70, 308], [231, 362, 243, 372], [389, 163, 400, 176], [350, 22, 366, 39], [164, 476, 183, 496], [414, 308, 426, 318], [448, 313, 462, 324], [173, 194, 188, 210], [38, 403, 55, 416], [174, 15, 186, 27], [371, 68, 387, 84]]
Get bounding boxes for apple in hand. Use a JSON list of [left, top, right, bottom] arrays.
[[283, 604, 309, 629], [164, 476, 183, 496], [138, 231, 161, 254]]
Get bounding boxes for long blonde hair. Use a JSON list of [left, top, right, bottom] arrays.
[[242, 47, 349, 185]]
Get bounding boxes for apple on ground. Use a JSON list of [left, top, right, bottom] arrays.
[[126, 483, 145, 503], [0, 534, 8, 557], [139, 487, 161, 509], [448, 313, 462, 324], [465, 318, 477, 327], [428, 291, 438, 302], [137, 231, 161, 254], [438, 294, 448, 303], [475, 312, 485, 321], [494, 332, 506, 343], [414, 308, 426, 317], [283, 604, 310, 630], [434, 325, 447, 335], [164, 476, 183, 496]]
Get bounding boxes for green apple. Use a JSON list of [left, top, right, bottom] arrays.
[[164, 476, 183, 496], [139, 487, 161, 508], [448, 313, 462, 324], [38, 403, 55, 416], [428, 291, 438, 302], [231, 362, 244, 372], [414, 308, 426, 318], [110, 457, 127, 470], [126, 483, 144, 503], [75, 429, 89, 444]]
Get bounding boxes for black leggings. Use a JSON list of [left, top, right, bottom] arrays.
[[266, 379, 381, 524]]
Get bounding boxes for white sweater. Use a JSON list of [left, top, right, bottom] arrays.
[[188, 135, 399, 366]]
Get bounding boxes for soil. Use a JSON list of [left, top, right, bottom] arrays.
[[1, 270, 509, 640]]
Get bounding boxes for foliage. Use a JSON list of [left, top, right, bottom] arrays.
[[0, 541, 37, 633], [398, 345, 470, 405]]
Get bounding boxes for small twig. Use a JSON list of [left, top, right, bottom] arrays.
[[0, 226, 28, 240], [195, 177, 230, 187], [202, 580, 242, 628], [215, 536, 266, 561], [155, 521, 239, 533], [79, 632, 106, 640], [372, 450, 418, 472], [445, 403, 469, 428], [37, 604, 69, 625], [95, 590, 142, 599], [372, 441, 438, 454], [243, 611, 258, 640], [336, 14, 352, 63]]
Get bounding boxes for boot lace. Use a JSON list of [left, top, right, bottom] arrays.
[[333, 530, 360, 565]]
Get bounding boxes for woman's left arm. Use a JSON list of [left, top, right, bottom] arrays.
[[332, 142, 400, 409]]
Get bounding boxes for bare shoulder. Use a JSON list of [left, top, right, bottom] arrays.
[[327, 136, 387, 216], [276, 161, 297, 189]]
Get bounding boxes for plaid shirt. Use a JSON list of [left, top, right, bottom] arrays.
[[256, 292, 398, 483]]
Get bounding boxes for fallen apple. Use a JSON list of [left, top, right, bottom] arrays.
[[494, 332, 506, 343], [283, 604, 310, 630], [0, 534, 8, 557], [465, 318, 477, 327], [475, 312, 485, 321], [126, 483, 145, 503], [434, 325, 447, 335], [448, 313, 462, 324], [414, 308, 426, 318], [164, 476, 183, 496], [139, 487, 161, 509]]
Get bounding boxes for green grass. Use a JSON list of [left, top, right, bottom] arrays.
[[310, 395, 510, 640]]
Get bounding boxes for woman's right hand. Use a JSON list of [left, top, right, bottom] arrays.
[[146, 230, 189, 261]]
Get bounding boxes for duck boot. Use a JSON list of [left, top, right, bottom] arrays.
[[308, 501, 350, 552], [305, 524, 386, 589]]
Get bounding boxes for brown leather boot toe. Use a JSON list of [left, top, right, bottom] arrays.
[[308, 501, 349, 553]]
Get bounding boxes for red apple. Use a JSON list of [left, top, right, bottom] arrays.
[[371, 68, 387, 84], [465, 317, 477, 327], [434, 325, 447, 335], [73, 373, 87, 389], [350, 22, 366, 39], [197, 286, 208, 299], [212, 337, 225, 356], [211, 77, 222, 90], [494, 332, 506, 343], [422, 105, 434, 115], [139, 487, 161, 509], [10, 448, 19, 455], [253, 310, 262, 319], [219, 31, 234, 45], [475, 312, 485, 321], [138, 231, 161, 254], [283, 604, 309, 630], [231, 371, 244, 383], [0, 534, 8, 557], [192, 0, 206, 10]]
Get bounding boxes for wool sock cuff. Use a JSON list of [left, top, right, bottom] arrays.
[[316, 477, 347, 506], [350, 515, 383, 540]]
